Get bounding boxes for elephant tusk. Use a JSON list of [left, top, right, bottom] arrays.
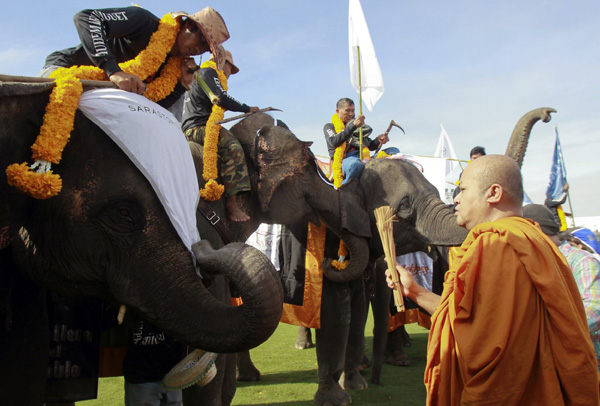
[[117, 304, 127, 325]]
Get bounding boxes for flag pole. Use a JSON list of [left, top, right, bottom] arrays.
[[357, 45, 363, 161], [556, 125, 576, 227]]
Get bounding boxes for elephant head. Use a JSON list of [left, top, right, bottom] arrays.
[[355, 159, 467, 257], [0, 81, 283, 398], [249, 117, 463, 283]]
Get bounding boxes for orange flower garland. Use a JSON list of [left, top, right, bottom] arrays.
[[198, 60, 226, 201], [331, 113, 347, 189], [330, 112, 350, 270], [6, 13, 182, 199]]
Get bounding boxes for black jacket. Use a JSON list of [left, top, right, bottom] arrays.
[[181, 67, 251, 132], [323, 121, 380, 159], [44, 6, 186, 108]]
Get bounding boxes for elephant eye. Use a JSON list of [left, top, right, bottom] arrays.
[[397, 197, 411, 214], [98, 201, 145, 233]]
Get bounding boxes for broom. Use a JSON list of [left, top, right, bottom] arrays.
[[374, 206, 405, 312]]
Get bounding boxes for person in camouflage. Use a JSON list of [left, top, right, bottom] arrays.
[[181, 46, 258, 222]]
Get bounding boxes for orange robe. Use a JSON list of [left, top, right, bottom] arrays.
[[425, 217, 599, 405]]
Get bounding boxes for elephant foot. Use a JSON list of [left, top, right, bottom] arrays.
[[358, 354, 370, 371], [296, 326, 315, 349], [314, 384, 352, 406], [295, 334, 315, 349], [296, 341, 315, 349], [385, 351, 411, 366], [236, 364, 262, 381], [340, 370, 368, 390]]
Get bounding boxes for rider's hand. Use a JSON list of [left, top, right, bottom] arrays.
[[180, 57, 199, 89], [377, 133, 390, 144], [249, 106, 260, 113], [353, 115, 365, 128], [109, 71, 145, 94]]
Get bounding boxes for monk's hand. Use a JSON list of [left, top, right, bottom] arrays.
[[353, 115, 365, 128], [393, 263, 418, 297], [249, 106, 260, 113], [180, 57, 199, 89], [385, 268, 396, 289], [109, 71, 146, 95]]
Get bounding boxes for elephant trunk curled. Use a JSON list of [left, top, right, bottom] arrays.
[[321, 229, 371, 283], [191, 241, 284, 352], [122, 241, 283, 353]]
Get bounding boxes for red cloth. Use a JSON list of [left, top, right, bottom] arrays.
[[425, 217, 599, 405]]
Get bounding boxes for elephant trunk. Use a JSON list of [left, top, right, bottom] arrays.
[[321, 230, 370, 283], [416, 197, 468, 245], [120, 241, 283, 353], [504, 107, 556, 168]]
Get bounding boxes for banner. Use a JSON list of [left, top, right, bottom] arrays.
[[348, 0, 384, 111], [546, 127, 568, 200], [434, 124, 459, 177]]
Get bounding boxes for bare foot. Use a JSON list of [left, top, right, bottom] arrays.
[[227, 195, 250, 222]]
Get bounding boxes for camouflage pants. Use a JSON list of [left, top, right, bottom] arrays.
[[185, 125, 251, 197]]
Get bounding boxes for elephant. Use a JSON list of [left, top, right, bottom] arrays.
[[222, 116, 467, 406], [0, 78, 284, 406]]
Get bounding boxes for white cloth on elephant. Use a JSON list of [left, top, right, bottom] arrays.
[[78, 89, 201, 261], [245, 223, 282, 271], [396, 251, 433, 292]]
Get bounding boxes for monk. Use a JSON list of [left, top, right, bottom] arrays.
[[387, 155, 599, 405]]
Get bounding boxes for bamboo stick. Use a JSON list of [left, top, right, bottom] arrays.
[[374, 206, 405, 312]]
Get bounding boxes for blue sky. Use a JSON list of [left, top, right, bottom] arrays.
[[2, 1, 599, 217]]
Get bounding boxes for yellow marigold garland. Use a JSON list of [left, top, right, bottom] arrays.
[[6, 13, 181, 199], [198, 60, 227, 202], [330, 113, 350, 270], [331, 112, 346, 189]]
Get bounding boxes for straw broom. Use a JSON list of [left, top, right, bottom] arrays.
[[374, 206, 405, 312]]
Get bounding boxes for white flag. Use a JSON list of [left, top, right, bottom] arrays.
[[348, 0, 384, 111], [434, 124, 459, 176]]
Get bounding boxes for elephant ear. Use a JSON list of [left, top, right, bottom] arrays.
[[255, 125, 312, 212], [338, 180, 371, 238]]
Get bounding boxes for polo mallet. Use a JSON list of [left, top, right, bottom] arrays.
[[372, 120, 404, 157]]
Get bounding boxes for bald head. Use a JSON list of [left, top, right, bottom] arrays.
[[467, 155, 523, 206], [455, 155, 524, 230]]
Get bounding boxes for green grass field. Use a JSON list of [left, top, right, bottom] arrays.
[[79, 311, 429, 405]]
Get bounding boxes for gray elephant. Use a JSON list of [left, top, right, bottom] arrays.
[[0, 78, 283, 406], [233, 119, 466, 406]]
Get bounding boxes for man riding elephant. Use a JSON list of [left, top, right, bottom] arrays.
[[39, 5, 230, 112], [181, 45, 259, 222]]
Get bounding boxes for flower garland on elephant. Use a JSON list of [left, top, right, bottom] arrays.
[[197, 60, 226, 201], [330, 113, 354, 270], [6, 13, 182, 199]]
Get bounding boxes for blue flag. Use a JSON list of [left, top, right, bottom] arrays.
[[546, 127, 567, 200]]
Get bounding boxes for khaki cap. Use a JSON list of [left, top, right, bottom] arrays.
[[171, 7, 230, 68], [209, 45, 239, 74]]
